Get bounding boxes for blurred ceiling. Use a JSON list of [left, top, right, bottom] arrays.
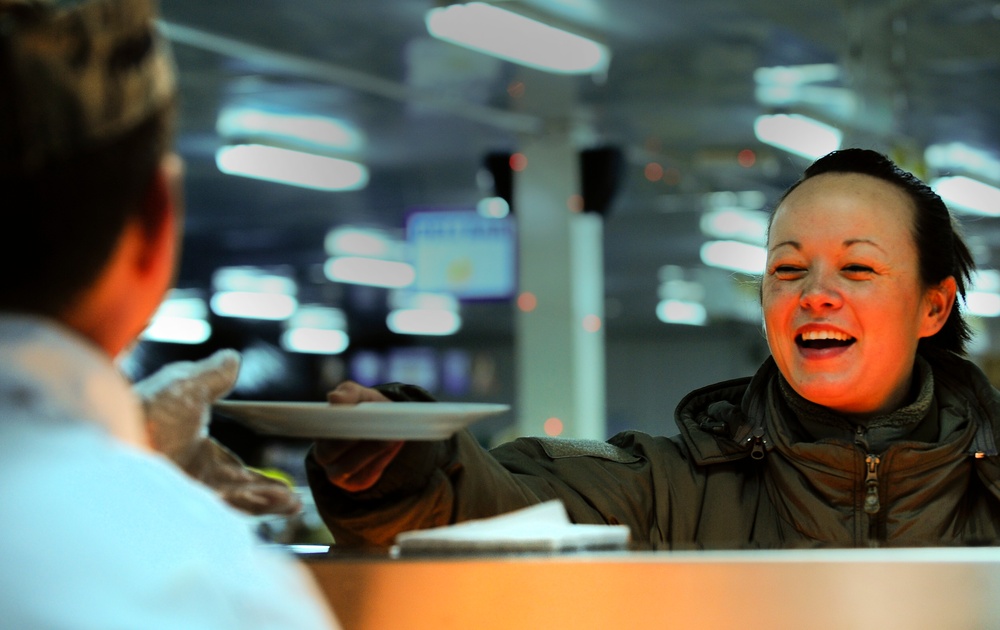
[[158, 0, 1000, 343]]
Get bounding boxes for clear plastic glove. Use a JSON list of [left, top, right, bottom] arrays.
[[133, 349, 302, 516]]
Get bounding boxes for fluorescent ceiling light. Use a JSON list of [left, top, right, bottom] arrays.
[[216, 108, 363, 152], [702, 190, 766, 211], [324, 256, 416, 288], [700, 240, 766, 275], [210, 292, 298, 320], [324, 226, 402, 258], [141, 292, 212, 344], [753, 113, 842, 160], [389, 291, 458, 311], [425, 2, 610, 75], [656, 299, 707, 326], [966, 292, 1000, 317], [925, 142, 1000, 182], [931, 175, 1000, 217], [288, 305, 347, 331], [216, 144, 368, 191], [141, 317, 212, 344], [700, 208, 769, 246], [752, 64, 851, 111], [387, 309, 462, 336], [280, 328, 350, 354], [212, 266, 298, 295], [972, 269, 1000, 293], [754, 63, 840, 86], [967, 270, 1000, 317]]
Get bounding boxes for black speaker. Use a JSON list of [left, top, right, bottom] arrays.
[[580, 145, 624, 215], [483, 152, 514, 212], [483, 147, 623, 216]]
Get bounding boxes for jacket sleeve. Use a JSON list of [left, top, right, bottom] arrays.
[[306, 424, 692, 548], [306, 429, 542, 546]]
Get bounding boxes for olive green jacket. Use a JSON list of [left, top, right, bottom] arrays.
[[308, 356, 1000, 549]]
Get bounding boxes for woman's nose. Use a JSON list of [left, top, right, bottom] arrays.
[[799, 272, 843, 310]]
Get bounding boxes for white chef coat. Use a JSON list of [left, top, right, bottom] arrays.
[[0, 315, 340, 629]]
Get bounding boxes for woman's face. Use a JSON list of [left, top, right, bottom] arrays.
[[762, 172, 954, 416]]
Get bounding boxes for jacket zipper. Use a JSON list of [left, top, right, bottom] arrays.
[[855, 426, 882, 544], [864, 454, 881, 515], [750, 426, 765, 460]]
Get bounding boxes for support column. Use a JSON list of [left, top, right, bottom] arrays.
[[512, 72, 606, 440]]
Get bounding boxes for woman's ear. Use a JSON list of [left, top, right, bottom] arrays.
[[919, 276, 958, 338]]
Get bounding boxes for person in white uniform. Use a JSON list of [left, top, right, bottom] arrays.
[[0, 0, 340, 627]]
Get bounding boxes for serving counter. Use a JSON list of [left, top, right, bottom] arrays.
[[301, 546, 1000, 629]]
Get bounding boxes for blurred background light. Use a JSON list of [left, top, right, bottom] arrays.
[[656, 299, 708, 326], [931, 175, 1000, 217], [966, 269, 1000, 317], [699, 208, 769, 245], [387, 291, 461, 335], [141, 291, 211, 344], [753, 113, 842, 160], [281, 306, 350, 354], [216, 107, 363, 152], [477, 196, 511, 218], [425, 2, 610, 75], [210, 292, 298, 320], [280, 328, 350, 354], [324, 226, 400, 258], [323, 256, 416, 288], [925, 142, 1000, 182], [216, 144, 369, 191], [210, 267, 299, 320], [699, 240, 767, 275]]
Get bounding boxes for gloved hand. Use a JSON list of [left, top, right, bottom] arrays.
[[133, 349, 302, 516]]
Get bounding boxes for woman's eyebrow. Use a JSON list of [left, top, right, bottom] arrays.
[[769, 238, 886, 254], [845, 238, 885, 252], [768, 240, 800, 253]]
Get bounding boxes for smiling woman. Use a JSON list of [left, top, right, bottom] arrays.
[[763, 159, 962, 416], [305, 149, 1000, 550]]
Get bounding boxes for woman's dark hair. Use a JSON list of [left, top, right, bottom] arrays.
[[773, 148, 975, 360]]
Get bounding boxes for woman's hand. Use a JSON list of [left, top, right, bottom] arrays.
[[312, 381, 406, 493]]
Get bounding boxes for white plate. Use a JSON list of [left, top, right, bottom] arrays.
[[212, 401, 510, 440]]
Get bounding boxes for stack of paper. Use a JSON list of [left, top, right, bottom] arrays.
[[393, 500, 631, 555]]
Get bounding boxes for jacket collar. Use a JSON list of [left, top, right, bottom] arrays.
[[674, 355, 999, 465]]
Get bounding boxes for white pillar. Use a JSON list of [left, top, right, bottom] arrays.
[[513, 125, 607, 440]]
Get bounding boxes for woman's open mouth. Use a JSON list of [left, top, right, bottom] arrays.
[[796, 329, 856, 350]]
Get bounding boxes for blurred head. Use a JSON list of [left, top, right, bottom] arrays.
[[762, 149, 969, 415], [0, 0, 177, 318]]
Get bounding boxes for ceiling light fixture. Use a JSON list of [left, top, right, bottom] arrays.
[[281, 306, 350, 354], [141, 292, 212, 344], [323, 256, 416, 289], [931, 175, 1000, 217], [699, 208, 769, 246], [386, 291, 462, 336], [210, 292, 298, 320], [925, 142, 1000, 182], [210, 267, 299, 320], [216, 108, 363, 152], [655, 299, 708, 326], [425, 2, 610, 75], [753, 113, 842, 160], [216, 144, 369, 191], [387, 309, 462, 336], [699, 240, 766, 275]]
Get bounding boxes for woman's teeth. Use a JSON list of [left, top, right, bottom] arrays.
[[797, 330, 856, 348]]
